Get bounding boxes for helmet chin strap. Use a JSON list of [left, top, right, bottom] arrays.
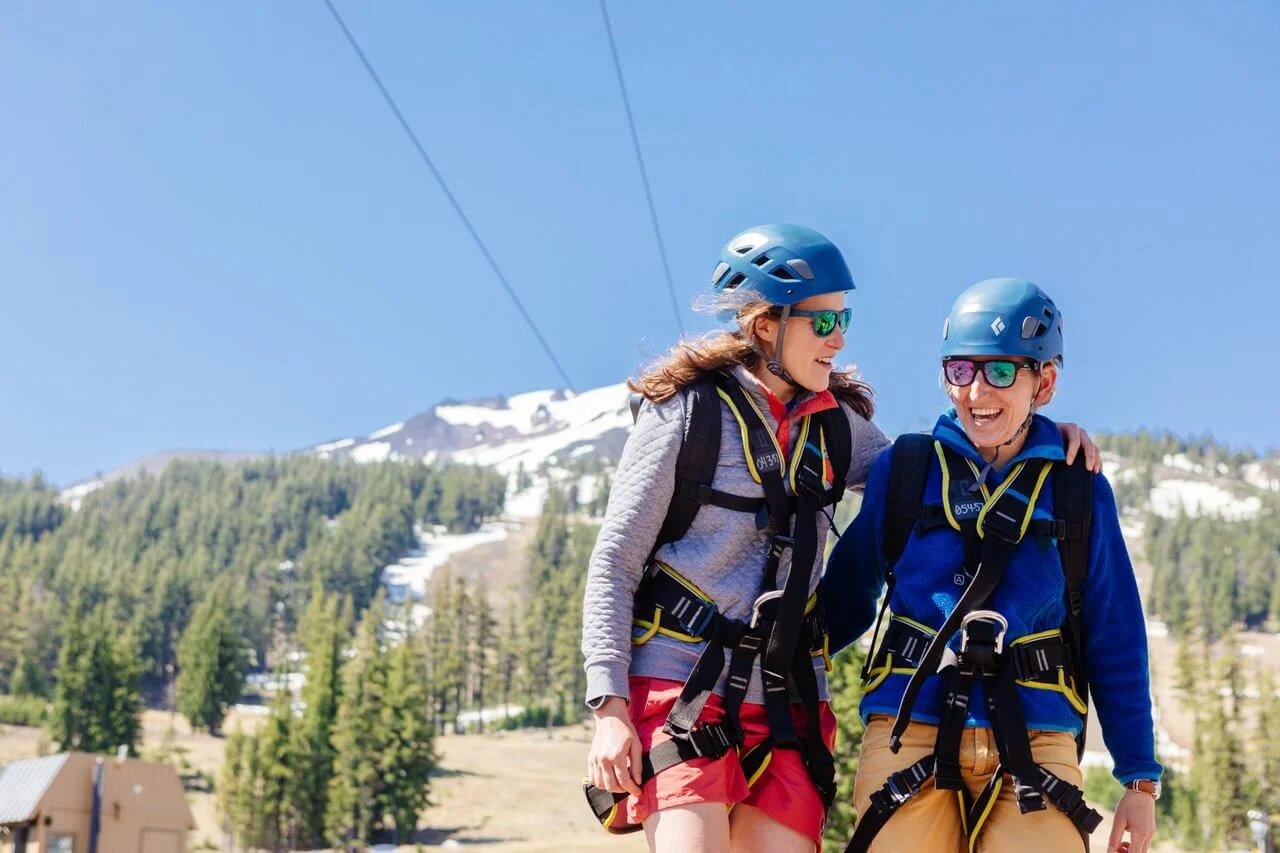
[[765, 305, 805, 391], [973, 378, 1040, 488]]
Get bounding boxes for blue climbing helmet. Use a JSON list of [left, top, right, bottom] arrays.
[[711, 224, 855, 388], [711, 224, 855, 308], [941, 278, 1064, 366]]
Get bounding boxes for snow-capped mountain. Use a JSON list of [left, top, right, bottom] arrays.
[[58, 376, 1278, 528], [309, 382, 635, 476]]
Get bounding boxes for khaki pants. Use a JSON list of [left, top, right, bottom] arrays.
[[852, 715, 1087, 852]]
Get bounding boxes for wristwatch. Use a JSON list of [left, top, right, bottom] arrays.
[[586, 694, 625, 711], [1129, 779, 1161, 800]]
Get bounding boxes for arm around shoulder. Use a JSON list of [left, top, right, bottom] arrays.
[[823, 446, 894, 655]]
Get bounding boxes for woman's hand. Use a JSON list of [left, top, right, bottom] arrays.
[[1058, 423, 1103, 473], [1107, 788, 1156, 852], [587, 697, 643, 796]]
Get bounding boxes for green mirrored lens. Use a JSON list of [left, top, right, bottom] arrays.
[[984, 361, 1018, 387], [812, 312, 836, 336]]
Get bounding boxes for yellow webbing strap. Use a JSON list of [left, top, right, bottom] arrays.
[[967, 775, 1003, 852], [1008, 630, 1089, 713], [716, 386, 785, 486], [631, 561, 716, 645], [861, 615, 938, 690]]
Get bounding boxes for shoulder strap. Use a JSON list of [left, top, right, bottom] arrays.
[[815, 405, 852, 501], [882, 433, 934, 568], [860, 432, 933, 684], [653, 375, 723, 550], [1053, 455, 1094, 757]]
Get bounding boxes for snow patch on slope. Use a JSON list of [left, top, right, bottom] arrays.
[[1149, 479, 1261, 521], [382, 523, 510, 605], [368, 421, 405, 440]]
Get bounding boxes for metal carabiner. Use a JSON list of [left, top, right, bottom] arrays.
[[960, 609, 1009, 655], [750, 590, 785, 629]]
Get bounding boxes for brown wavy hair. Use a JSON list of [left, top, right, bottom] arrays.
[[628, 293, 875, 420]]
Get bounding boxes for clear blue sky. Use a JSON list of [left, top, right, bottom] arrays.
[[2, 2, 1276, 485]]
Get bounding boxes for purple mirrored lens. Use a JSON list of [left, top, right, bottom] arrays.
[[944, 360, 976, 386]]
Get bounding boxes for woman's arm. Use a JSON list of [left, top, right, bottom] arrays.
[[581, 393, 686, 705], [1079, 474, 1163, 784], [823, 447, 894, 655]]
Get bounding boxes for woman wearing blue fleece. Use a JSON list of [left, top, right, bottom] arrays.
[[822, 279, 1160, 853]]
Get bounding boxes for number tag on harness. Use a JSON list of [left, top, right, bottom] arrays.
[[752, 430, 781, 474], [948, 474, 983, 521]]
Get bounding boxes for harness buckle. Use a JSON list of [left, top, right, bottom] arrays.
[[683, 601, 717, 638], [769, 533, 795, 557], [883, 770, 919, 806], [688, 723, 736, 758], [979, 511, 1023, 545]]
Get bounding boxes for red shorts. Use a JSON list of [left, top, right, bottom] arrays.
[[615, 676, 838, 844]]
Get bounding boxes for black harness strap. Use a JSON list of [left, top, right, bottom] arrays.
[[1054, 456, 1094, 759], [652, 376, 722, 551], [844, 755, 936, 851], [887, 532, 1016, 752]]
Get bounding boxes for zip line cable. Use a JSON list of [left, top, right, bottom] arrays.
[[598, 0, 685, 336], [322, 0, 577, 392]]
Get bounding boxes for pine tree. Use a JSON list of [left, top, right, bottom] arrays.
[[8, 645, 48, 698], [822, 647, 866, 851], [257, 690, 294, 852], [1255, 669, 1280, 817], [429, 570, 460, 733], [327, 596, 389, 850], [217, 725, 247, 851], [288, 582, 344, 848], [452, 575, 473, 732], [49, 606, 141, 755], [233, 726, 266, 850], [589, 474, 611, 518], [378, 627, 436, 843], [1198, 695, 1249, 847], [1217, 631, 1244, 722], [1173, 631, 1197, 711], [175, 584, 245, 734], [498, 593, 522, 718], [472, 589, 497, 732]]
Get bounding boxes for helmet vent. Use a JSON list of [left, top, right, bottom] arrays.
[[1043, 307, 1055, 319], [711, 262, 731, 285], [733, 243, 755, 256], [769, 265, 797, 282], [1021, 317, 1048, 339], [751, 253, 772, 268], [725, 273, 747, 290], [788, 259, 815, 280]]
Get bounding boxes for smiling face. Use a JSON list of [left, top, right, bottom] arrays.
[[752, 292, 848, 395], [945, 357, 1057, 457]]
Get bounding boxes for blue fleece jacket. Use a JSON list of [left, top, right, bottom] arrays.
[[822, 411, 1162, 784]]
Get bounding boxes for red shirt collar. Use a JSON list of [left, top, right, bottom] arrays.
[[731, 367, 839, 458]]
